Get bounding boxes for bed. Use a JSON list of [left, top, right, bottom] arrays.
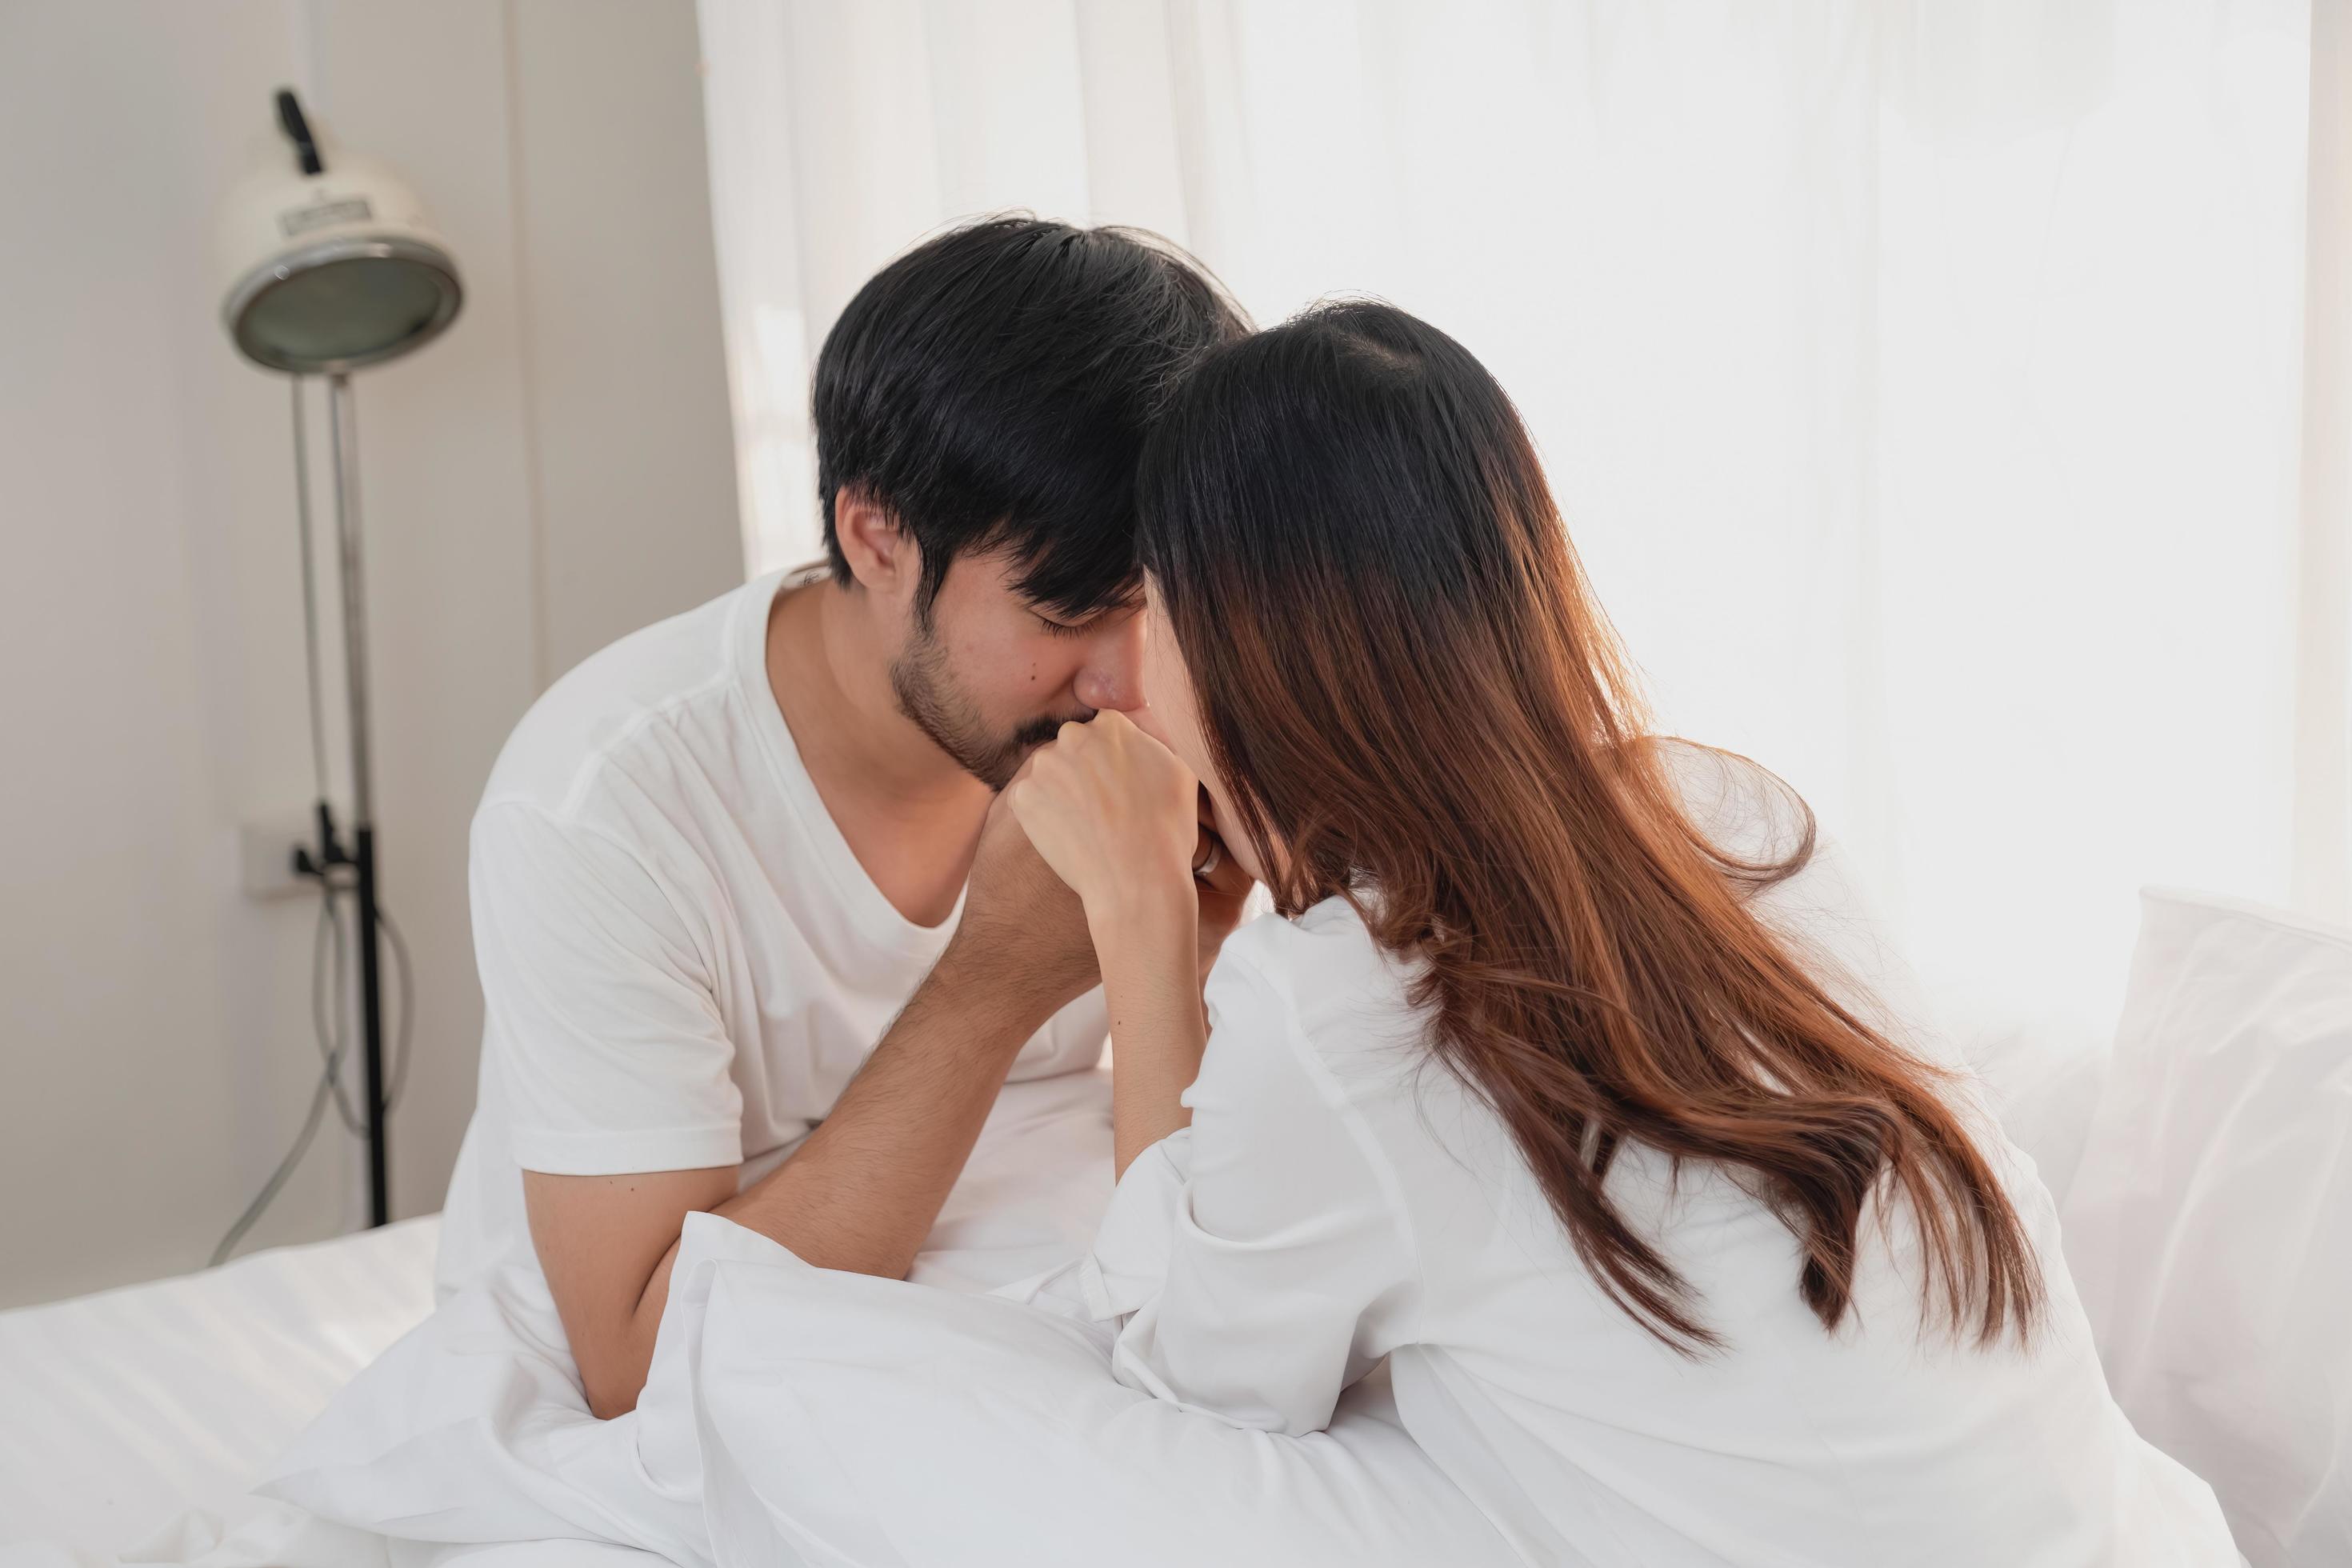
[[0, 1216, 442, 1562], [0, 1066, 1123, 1568], [2, 888, 2345, 1566]]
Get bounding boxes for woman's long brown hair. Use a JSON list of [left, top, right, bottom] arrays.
[[1135, 301, 2041, 1352]]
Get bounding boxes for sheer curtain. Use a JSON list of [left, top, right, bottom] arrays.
[[695, 0, 2348, 1051]]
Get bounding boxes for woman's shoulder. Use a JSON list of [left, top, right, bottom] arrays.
[[1208, 898, 1433, 1079], [1212, 895, 1396, 997]]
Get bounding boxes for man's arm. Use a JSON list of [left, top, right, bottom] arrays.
[[524, 796, 1094, 1421]]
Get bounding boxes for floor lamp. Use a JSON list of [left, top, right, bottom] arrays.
[[216, 90, 463, 1226]]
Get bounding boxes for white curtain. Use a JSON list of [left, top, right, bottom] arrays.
[[695, 0, 2349, 1054]]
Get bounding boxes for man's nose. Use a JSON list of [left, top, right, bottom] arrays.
[[1071, 612, 1147, 713]]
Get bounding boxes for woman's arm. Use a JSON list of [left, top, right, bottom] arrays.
[[1091, 885, 1206, 1178], [1087, 944, 1416, 1434], [1006, 710, 1218, 1176]]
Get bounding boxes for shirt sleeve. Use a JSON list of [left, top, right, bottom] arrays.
[[1077, 946, 1418, 1436], [470, 799, 744, 1176]]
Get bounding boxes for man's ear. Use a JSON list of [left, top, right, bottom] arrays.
[[833, 486, 919, 607]]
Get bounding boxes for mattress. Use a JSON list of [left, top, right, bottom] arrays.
[[0, 1214, 440, 1554]]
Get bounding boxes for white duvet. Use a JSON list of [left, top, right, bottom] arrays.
[[237, 1065, 1512, 1567], [652, 1213, 1517, 1568]]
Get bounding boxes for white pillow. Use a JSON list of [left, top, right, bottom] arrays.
[[658, 1215, 1519, 1568], [2060, 888, 2352, 1566]]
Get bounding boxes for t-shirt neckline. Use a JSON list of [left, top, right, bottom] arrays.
[[732, 563, 967, 955]]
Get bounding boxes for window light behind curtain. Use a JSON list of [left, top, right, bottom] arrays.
[[695, 0, 2350, 1062]]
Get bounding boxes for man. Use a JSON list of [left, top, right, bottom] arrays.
[[437, 217, 1251, 1419]]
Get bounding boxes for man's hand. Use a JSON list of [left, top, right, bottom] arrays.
[[946, 785, 1099, 1018]]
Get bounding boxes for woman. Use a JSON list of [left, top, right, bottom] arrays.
[[1006, 302, 2238, 1565]]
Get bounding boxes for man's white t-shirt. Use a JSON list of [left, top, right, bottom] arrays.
[[436, 566, 1109, 1346]]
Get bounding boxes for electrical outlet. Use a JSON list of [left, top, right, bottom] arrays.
[[240, 809, 319, 900]]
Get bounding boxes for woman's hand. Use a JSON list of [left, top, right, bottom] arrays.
[[1008, 711, 1225, 1177], [1006, 710, 1201, 937]]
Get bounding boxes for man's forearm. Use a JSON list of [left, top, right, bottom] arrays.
[[711, 947, 1063, 1273], [606, 943, 1066, 1399]]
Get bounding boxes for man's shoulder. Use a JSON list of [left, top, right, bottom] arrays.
[[478, 574, 774, 820]]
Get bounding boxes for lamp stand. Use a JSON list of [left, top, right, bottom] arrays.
[[327, 371, 391, 1227]]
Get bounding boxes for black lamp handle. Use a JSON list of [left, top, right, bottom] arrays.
[[276, 88, 325, 177]]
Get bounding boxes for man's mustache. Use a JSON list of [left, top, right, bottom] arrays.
[[1011, 710, 1090, 751]]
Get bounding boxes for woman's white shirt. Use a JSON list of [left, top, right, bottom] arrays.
[[1078, 749, 2239, 1566]]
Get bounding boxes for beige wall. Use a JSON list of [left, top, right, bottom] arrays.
[[0, 0, 742, 1307]]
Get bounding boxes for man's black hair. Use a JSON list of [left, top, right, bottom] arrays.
[[812, 214, 1250, 621]]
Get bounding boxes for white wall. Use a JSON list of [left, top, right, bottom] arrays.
[[0, 0, 742, 1308]]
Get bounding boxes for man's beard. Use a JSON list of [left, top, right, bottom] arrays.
[[890, 618, 1074, 790]]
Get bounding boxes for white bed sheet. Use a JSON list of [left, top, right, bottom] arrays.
[[0, 1214, 440, 1554]]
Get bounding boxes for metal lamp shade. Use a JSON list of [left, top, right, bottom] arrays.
[[224, 234, 462, 375]]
